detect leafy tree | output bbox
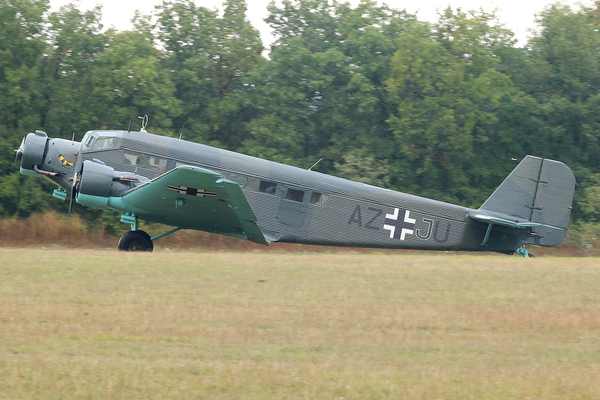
[0,0,48,133]
[41,4,107,137]
[155,0,263,147]
[516,4,600,166]
[89,22,181,132]
[0,0,53,218]
[244,0,414,174]
[386,9,520,204]
[333,150,390,188]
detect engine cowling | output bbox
[76,160,115,209]
[20,131,48,172]
[76,160,140,210]
[79,160,114,198]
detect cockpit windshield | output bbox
[83,133,96,148]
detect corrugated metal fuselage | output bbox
[75,130,524,252]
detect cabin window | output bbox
[286,188,304,202]
[259,180,277,195]
[224,173,248,187]
[137,155,151,168]
[309,192,329,205]
[125,153,167,171]
[123,152,138,165]
[148,156,167,171]
[244,177,259,191]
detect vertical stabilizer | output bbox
[477,156,575,247]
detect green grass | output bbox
[1,249,599,399]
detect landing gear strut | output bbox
[117,213,184,252]
[118,213,153,251]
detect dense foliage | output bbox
[2,0,600,240]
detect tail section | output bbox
[468,156,575,248]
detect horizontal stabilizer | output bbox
[467,210,541,229]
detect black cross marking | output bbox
[167,185,217,197]
[383,208,416,240]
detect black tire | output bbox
[118,230,153,252]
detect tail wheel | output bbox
[118,230,153,252]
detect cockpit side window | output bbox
[92,137,119,150]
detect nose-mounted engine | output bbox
[18,131,49,175]
[16,130,140,213]
[16,131,79,191]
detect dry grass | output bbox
[0,212,90,242]
[1,250,599,399]
[0,211,273,250]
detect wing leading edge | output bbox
[119,166,268,245]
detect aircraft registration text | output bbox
[348,205,450,243]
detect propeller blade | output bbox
[14,137,25,163]
[68,193,74,217]
[68,141,85,218]
[67,183,77,217]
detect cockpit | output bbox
[82,131,122,150]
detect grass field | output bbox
[1,249,599,399]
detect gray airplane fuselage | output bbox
[36,129,519,252]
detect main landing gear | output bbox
[117,213,183,252]
[118,230,153,252]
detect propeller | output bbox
[14,137,25,163]
[68,141,85,217]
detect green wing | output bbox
[120,166,268,245]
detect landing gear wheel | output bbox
[118,230,153,252]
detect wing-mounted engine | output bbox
[76,159,140,210]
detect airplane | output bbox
[14,120,576,256]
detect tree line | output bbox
[2,0,600,242]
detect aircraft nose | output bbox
[18,130,49,173]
